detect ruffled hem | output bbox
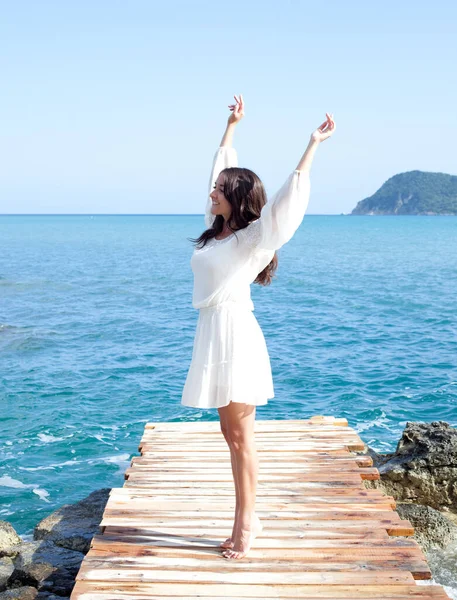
[181,393,274,410]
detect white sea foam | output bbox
[99,424,119,431]
[87,453,131,474]
[0,475,34,489]
[0,475,50,502]
[92,434,115,446]
[33,488,50,502]
[354,410,389,433]
[18,459,80,471]
[37,433,65,443]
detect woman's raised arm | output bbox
[254,113,336,251]
[204,95,245,228]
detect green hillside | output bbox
[351,170,457,215]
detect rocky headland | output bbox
[1,421,457,598]
[351,170,457,215]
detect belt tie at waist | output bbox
[199,300,254,312]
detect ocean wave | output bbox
[87,453,131,474]
[0,475,50,502]
[37,433,66,443]
[18,459,80,472]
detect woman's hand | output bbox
[311,112,336,143]
[227,94,245,125]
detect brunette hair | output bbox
[188,167,278,286]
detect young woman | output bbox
[181,94,336,559]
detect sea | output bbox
[1,214,457,593]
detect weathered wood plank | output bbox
[124,473,371,483]
[104,501,396,513]
[101,518,415,536]
[109,494,397,508]
[131,455,374,466]
[92,528,391,542]
[70,581,451,598]
[109,487,387,497]
[76,566,415,584]
[79,553,431,579]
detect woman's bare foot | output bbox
[219,510,238,548]
[222,513,263,559]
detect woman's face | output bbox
[209,173,232,221]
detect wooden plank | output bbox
[104,500,396,513]
[124,479,369,489]
[124,467,379,481]
[88,536,423,552]
[109,494,396,508]
[131,455,374,466]
[79,553,431,579]
[139,442,366,451]
[76,566,415,584]
[70,581,451,598]
[109,487,387,497]
[124,473,370,483]
[92,528,391,541]
[101,518,415,536]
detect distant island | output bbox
[351,170,457,215]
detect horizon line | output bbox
[0,212,347,217]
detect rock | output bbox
[8,540,83,597]
[0,558,14,592]
[0,523,22,558]
[395,503,457,551]
[33,488,111,554]
[363,421,457,511]
[36,595,69,600]
[0,587,38,600]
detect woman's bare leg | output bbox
[219,401,263,559]
[217,406,240,548]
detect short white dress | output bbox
[181,146,311,409]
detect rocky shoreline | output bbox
[1,421,457,598]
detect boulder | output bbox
[395,502,457,551]
[0,558,14,592]
[363,421,457,511]
[33,488,110,553]
[0,524,22,558]
[8,540,83,597]
[0,588,37,600]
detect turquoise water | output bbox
[1,214,457,537]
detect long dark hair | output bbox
[188,167,278,286]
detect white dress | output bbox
[181,146,311,409]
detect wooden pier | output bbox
[70,415,450,599]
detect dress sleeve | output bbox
[252,169,311,251]
[204,146,238,228]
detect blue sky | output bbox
[0,0,456,215]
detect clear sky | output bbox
[0,0,456,215]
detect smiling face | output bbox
[209,173,232,221]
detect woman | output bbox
[181,94,336,559]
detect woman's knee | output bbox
[218,409,231,444]
[229,427,253,451]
